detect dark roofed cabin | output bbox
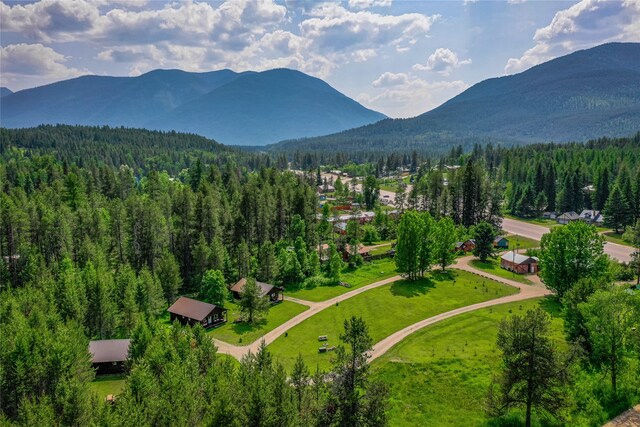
[89,339,130,374]
[230,278,284,303]
[167,296,227,328]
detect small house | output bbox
[500,251,539,274]
[334,222,347,235]
[89,339,130,374]
[167,297,227,328]
[455,239,476,252]
[542,212,557,220]
[342,244,371,261]
[556,211,580,225]
[493,236,509,249]
[578,210,604,225]
[231,278,284,303]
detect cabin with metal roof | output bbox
[89,339,131,374]
[167,296,227,328]
[500,251,539,274]
[230,278,284,303]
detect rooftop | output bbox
[167,296,220,321]
[89,339,131,364]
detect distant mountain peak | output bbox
[270,42,640,154]
[0,68,386,145]
[0,87,13,98]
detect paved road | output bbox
[369,255,550,362]
[502,217,633,263]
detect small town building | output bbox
[542,212,557,219]
[167,297,227,328]
[500,251,539,274]
[334,222,347,235]
[342,244,371,261]
[578,210,604,225]
[556,211,580,225]
[231,278,284,303]
[493,236,509,249]
[89,339,130,374]
[455,239,476,252]
[317,184,335,193]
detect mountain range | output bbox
[271,42,640,154]
[0,69,386,146]
[0,87,13,98]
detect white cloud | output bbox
[0,43,86,89]
[413,47,471,75]
[300,4,439,54]
[505,0,640,74]
[347,0,392,10]
[372,71,409,87]
[0,0,100,42]
[361,75,469,117]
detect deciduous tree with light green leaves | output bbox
[433,217,457,270]
[395,210,423,280]
[200,269,227,307]
[579,287,639,395]
[539,221,608,298]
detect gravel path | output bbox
[214,275,401,359]
[215,255,551,361]
[369,256,550,362]
[603,404,640,427]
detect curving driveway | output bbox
[215,255,551,361]
[369,256,550,362]
[214,275,401,359]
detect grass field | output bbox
[603,231,633,247]
[372,297,563,427]
[268,270,518,371]
[468,259,533,284]
[369,244,393,256]
[89,374,126,399]
[208,300,308,344]
[504,234,540,250]
[504,214,557,227]
[286,258,398,302]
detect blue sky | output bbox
[1,0,639,117]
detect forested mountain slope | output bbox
[0,69,386,146]
[271,43,640,154]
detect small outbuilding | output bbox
[500,251,539,274]
[89,339,131,374]
[455,239,476,252]
[167,296,227,328]
[493,236,509,249]
[231,278,284,303]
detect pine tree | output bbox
[603,184,632,233]
[200,269,227,307]
[238,278,269,324]
[472,221,497,262]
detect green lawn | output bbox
[504,234,540,250]
[372,297,563,427]
[268,270,518,371]
[286,258,398,302]
[369,244,393,256]
[603,231,633,247]
[504,214,556,227]
[208,300,308,345]
[468,259,533,284]
[89,374,126,399]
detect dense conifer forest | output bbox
[1,126,639,426]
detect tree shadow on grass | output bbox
[390,277,435,298]
[230,317,268,336]
[538,295,563,318]
[430,270,456,282]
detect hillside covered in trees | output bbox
[271,43,640,156]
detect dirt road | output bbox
[502,217,633,263]
[369,256,550,362]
